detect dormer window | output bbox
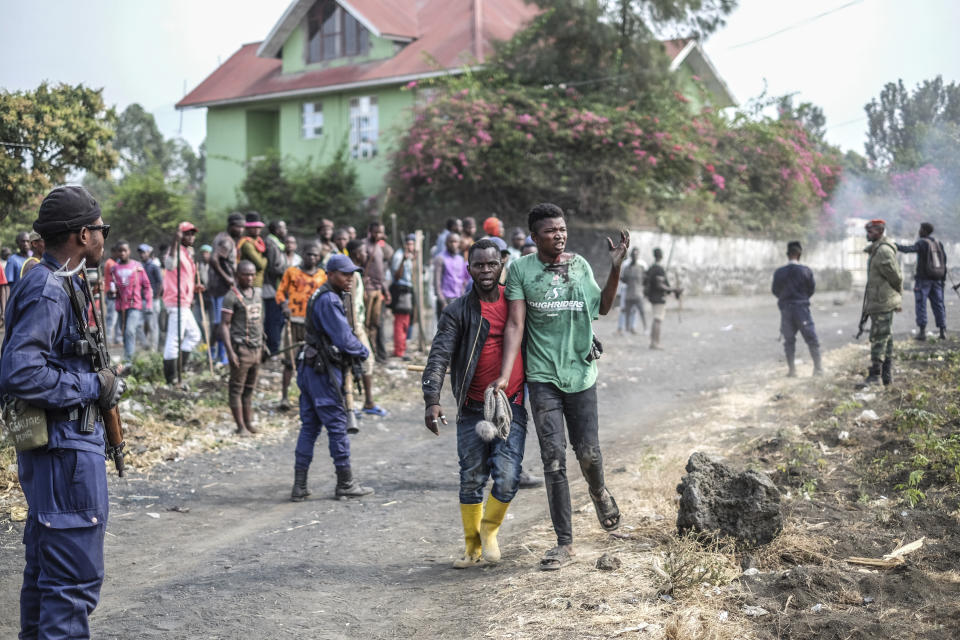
[307,1,370,63]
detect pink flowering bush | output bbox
[388,79,843,237]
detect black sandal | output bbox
[590,487,621,532]
[539,545,573,571]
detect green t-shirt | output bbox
[505,253,601,393]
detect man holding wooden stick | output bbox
[276,243,327,410]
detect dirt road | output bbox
[0,291,930,638]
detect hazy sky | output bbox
[2,0,957,156]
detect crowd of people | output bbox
[0,182,952,636]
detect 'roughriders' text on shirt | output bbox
[528,300,585,311]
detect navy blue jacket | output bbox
[143,258,164,300]
[772,262,816,309]
[297,288,368,407]
[0,254,104,455]
[896,237,947,281]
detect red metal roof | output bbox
[178,0,539,108]
[177,3,712,109]
[344,0,419,38]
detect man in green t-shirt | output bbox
[494,202,629,570]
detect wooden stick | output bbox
[197,290,215,376]
[414,230,427,353]
[284,320,296,370]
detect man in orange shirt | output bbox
[276,243,327,409]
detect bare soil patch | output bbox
[478,340,960,640]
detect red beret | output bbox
[865,218,886,228]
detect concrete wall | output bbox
[573,222,960,297]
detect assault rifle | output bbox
[56,258,126,477]
[854,290,868,341]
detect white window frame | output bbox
[349,95,379,159]
[301,101,324,139]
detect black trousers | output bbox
[527,381,605,546]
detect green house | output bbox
[177,0,735,213]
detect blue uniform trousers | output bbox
[18,448,108,640]
[779,303,819,361]
[914,278,946,329]
[294,375,351,472]
[456,401,528,504]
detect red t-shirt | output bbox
[467,286,524,403]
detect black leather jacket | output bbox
[422,287,500,416]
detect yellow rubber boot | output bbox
[453,503,483,569]
[479,496,510,564]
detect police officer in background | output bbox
[290,253,374,501]
[0,185,126,638]
[772,241,823,377]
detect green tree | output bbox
[105,170,191,245]
[865,76,960,169]
[288,144,363,229]
[0,82,117,223]
[239,145,362,233]
[492,0,736,105]
[776,94,827,143]
[113,103,170,175]
[239,152,291,218]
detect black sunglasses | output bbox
[85,224,111,240]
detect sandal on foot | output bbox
[452,553,482,569]
[590,487,621,532]
[539,546,573,571]
[363,405,388,417]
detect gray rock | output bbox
[595,553,621,571]
[676,452,782,546]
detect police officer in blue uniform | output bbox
[290,253,374,501]
[771,240,823,377]
[0,186,125,639]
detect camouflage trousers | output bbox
[869,311,894,362]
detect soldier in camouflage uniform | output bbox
[862,219,903,386]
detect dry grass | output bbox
[0,365,302,519]
[477,347,873,640]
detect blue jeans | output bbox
[210,295,228,364]
[104,299,119,343]
[456,401,528,504]
[120,308,143,363]
[623,298,645,332]
[914,278,946,329]
[263,298,284,355]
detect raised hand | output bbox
[606,229,630,268]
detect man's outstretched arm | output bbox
[492,299,526,392]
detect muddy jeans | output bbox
[528,381,605,547]
[456,400,528,504]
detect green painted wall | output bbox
[204,86,416,213]
[246,110,279,159]
[281,22,398,74]
[205,107,248,213]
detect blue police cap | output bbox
[327,252,363,274]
